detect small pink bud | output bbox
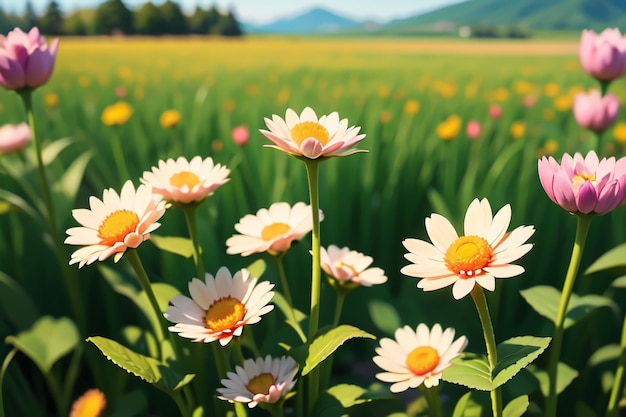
[0,122,30,154]
[573,89,619,133]
[231,125,249,146]
[466,120,481,139]
[489,104,502,120]
[579,28,626,81]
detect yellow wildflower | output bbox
[614,122,626,144]
[101,102,132,126]
[437,115,462,141]
[403,100,420,115]
[510,121,526,139]
[160,109,181,129]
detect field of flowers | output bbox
[1,32,626,417]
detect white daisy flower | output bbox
[140,156,230,205]
[226,202,322,256]
[401,198,535,300]
[373,323,468,392]
[217,355,298,408]
[321,245,387,287]
[164,267,274,346]
[260,107,366,159]
[64,180,167,268]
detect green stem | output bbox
[304,159,322,413]
[170,390,192,417]
[211,343,228,380]
[600,79,611,97]
[420,385,443,417]
[470,286,502,417]
[231,338,246,367]
[111,129,129,182]
[595,130,605,157]
[322,290,347,389]
[545,214,592,417]
[274,253,294,307]
[125,249,166,351]
[182,205,205,278]
[332,291,346,328]
[606,314,626,417]
[0,349,17,417]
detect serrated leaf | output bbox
[57,150,92,201]
[149,235,195,258]
[87,336,194,392]
[586,243,626,275]
[503,395,529,417]
[302,325,375,375]
[588,344,620,367]
[520,286,617,329]
[272,292,306,343]
[368,300,401,336]
[529,362,578,397]
[246,259,266,278]
[6,316,79,373]
[42,137,74,165]
[443,353,492,391]
[493,336,551,389]
[0,271,38,330]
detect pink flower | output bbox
[538,151,626,214]
[115,85,126,99]
[0,27,59,91]
[579,28,626,81]
[466,120,481,139]
[231,125,249,146]
[522,96,537,108]
[573,89,619,132]
[489,104,502,120]
[0,122,30,154]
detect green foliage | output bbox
[503,395,529,417]
[149,235,195,258]
[133,2,162,35]
[39,0,64,35]
[368,299,402,336]
[93,0,134,35]
[158,0,187,35]
[585,243,626,275]
[529,362,579,396]
[0,272,38,330]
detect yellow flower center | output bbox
[98,210,140,246]
[406,346,440,376]
[290,121,329,147]
[170,171,200,190]
[572,172,595,184]
[335,261,359,278]
[261,222,291,241]
[245,372,276,396]
[70,389,106,417]
[444,236,493,277]
[204,297,246,332]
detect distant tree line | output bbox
[0,0,243,36]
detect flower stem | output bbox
[111,128,129,182]
[170,391,192,417]
[304,159,322,413]
[606,314,626,417]
[470,286,502,417]
[322,290,347,389]
[0,348,17,417]
[274,253,294,307]
[545,214,592,417]
[420,385,443,417]
[182,205,205,279]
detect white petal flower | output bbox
[217,355,298,408]
[164,267,274,346]
[321,245,387,287]
[226,202,322,256]
[260,107,366,159]
[373,323,468,393]
[401,198,535,300]
[64,180,167,268]
[140,156,230,204]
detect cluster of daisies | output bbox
[64,107,537,409]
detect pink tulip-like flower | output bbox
[231,125,249,146]
[489,104,502,120]
[538,151,626,215]
[0,122,30,154]
[579,28,626,81]
[0,27,59,91]
[115,85,127,99]
[466,120,481,139]
[573,89,619,132]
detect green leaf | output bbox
[610,276,626,288]
[272,292,307,343]
[41,137,74,165]
[0,271,38,330]
[520,286,617,329]
[451,391,485,417]
[368,300,401,336]
[585,243,626,275]
[302,325,375,375]
[0,189,39,220]
[107,390,148,417]
[0,200,12,215]
[503,395,529,417]
[6,316,79,373]
[493,336,551,389]
[246,259,266,278]
[443,353,492,391]
[56,150,92,201]
[529,362,578,397]
[588,344,621,367]
[87,336,194,392]
[149,235,195,259]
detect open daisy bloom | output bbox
[164,267,274,346]
[65,180,167,268]
[141,156,230,205]
[217,355,298,408]
[226,202,321,256]
[401,198,535,300]
[260,107,366,159]
[538,151,626,215]
[321,244,387,287]
[374,323,468,392]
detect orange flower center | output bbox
[98,210,140,246]
[246,372,275,395]
[261,222,291,241]
[444,236,493,278]
[170,171,200,189]
[204,297,246,332]
[290,121,329,146]
[406,346,440,376]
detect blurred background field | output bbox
[2,30,626,415]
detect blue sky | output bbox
[6,0,464,24]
